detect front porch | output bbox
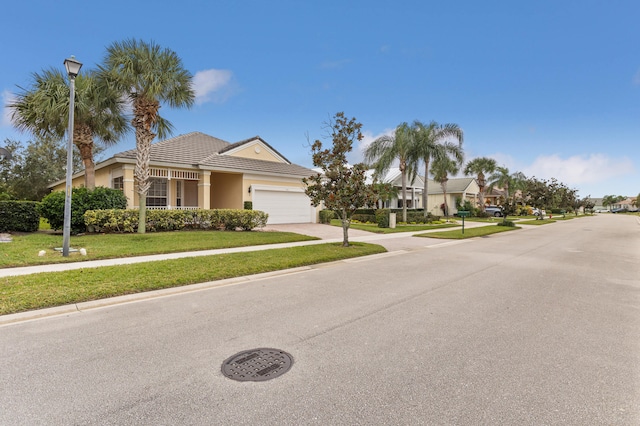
[115,167,244,211]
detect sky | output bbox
[1,0,639,199]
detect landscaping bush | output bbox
[0,201,40,232]
[84,209,268,233]
[497,220,516,227]
[352,213,376,223]
[319,209,335,224]
[375,209,390,228]
[244,201,253,210]
[354,208,376,215]
[38,187,128,234]
[391,210,435,224]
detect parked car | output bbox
[532,208,546,217]
[485,205,503,217]
[611,207,628,213]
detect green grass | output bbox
[0,242,386,315]
[415,224,521,239]
[0,230,317,268]
[330,219,459,233]
[517,219,557,225]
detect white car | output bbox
[485,205,503,217]
[533,208,546,217]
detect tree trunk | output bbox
[341,220,350,247]
[400,163,407,223]
[341,209,350,247]
[132,98,159,234]
[423,157,430,217]
[74,123,95,189]
[478,172,486,211]
[442,180,449,219]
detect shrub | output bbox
[84,209,268,233]
[244,201,253,210]
[0,201,40,232]
[319,210,335,224]
[375,209,390,228]
[38,187,127,234]
[354,208,376,215]
[497,220,516,227]
[390,210,434,224]
[352,213,376,223]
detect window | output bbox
[146,178,167,207]
[112,176,123,191]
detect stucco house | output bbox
[365,169,480,215]
[425,177,479,216]
[50,132,317,224]
[365,168,424,209]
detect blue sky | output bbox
[2,0,638,198]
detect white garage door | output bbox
[251,185,314,224]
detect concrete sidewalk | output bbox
[0,221,503,278]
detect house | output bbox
[365,169,480,216]
[51,132,317,224]
[365,168,424,209]
[426,177,479,216]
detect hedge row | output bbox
[38,187,128,234]
[84,209,269,233]
[0,201,40,232]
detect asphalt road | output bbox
[1,214,639,425]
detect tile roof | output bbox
[110,131,314,177]
[426,177,476,194]
[114,132,230,164]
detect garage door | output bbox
[251,185,314,224]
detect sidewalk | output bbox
[0,222,497,278]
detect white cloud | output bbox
[522,153,634,185]
[349,128,395,165]
[1,90,15,127]
[192,69,233,105]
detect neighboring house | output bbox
[613,197,638,212]
[50,132,317,224]
[591,198,606,212]
[365,168,424,209]
[426,177,479,216]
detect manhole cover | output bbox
[221,348,293,382]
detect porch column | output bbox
[198,171,211,209]
[123,164,136,209]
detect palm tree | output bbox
[99,39,195,233]
[430,156,460,218]
[463,157,497,212]
[364,122,413,222]
[488,166,511,203]
[408,120,464,217]
[9,68,128,189]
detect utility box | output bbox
[389,212,396,228]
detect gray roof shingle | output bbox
[111,131,314,177]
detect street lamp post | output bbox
[62,56,82,257]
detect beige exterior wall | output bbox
[243,177,305,204]
[210,172,243,209]
[184,181,198,207]
[229,142,281,162]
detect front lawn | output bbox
[517,219,557,225]
[415,224,520,239]
[0,242,386,315]
[0,230,317,268]
[330,219,459,234]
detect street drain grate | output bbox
[221,348,293,382]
